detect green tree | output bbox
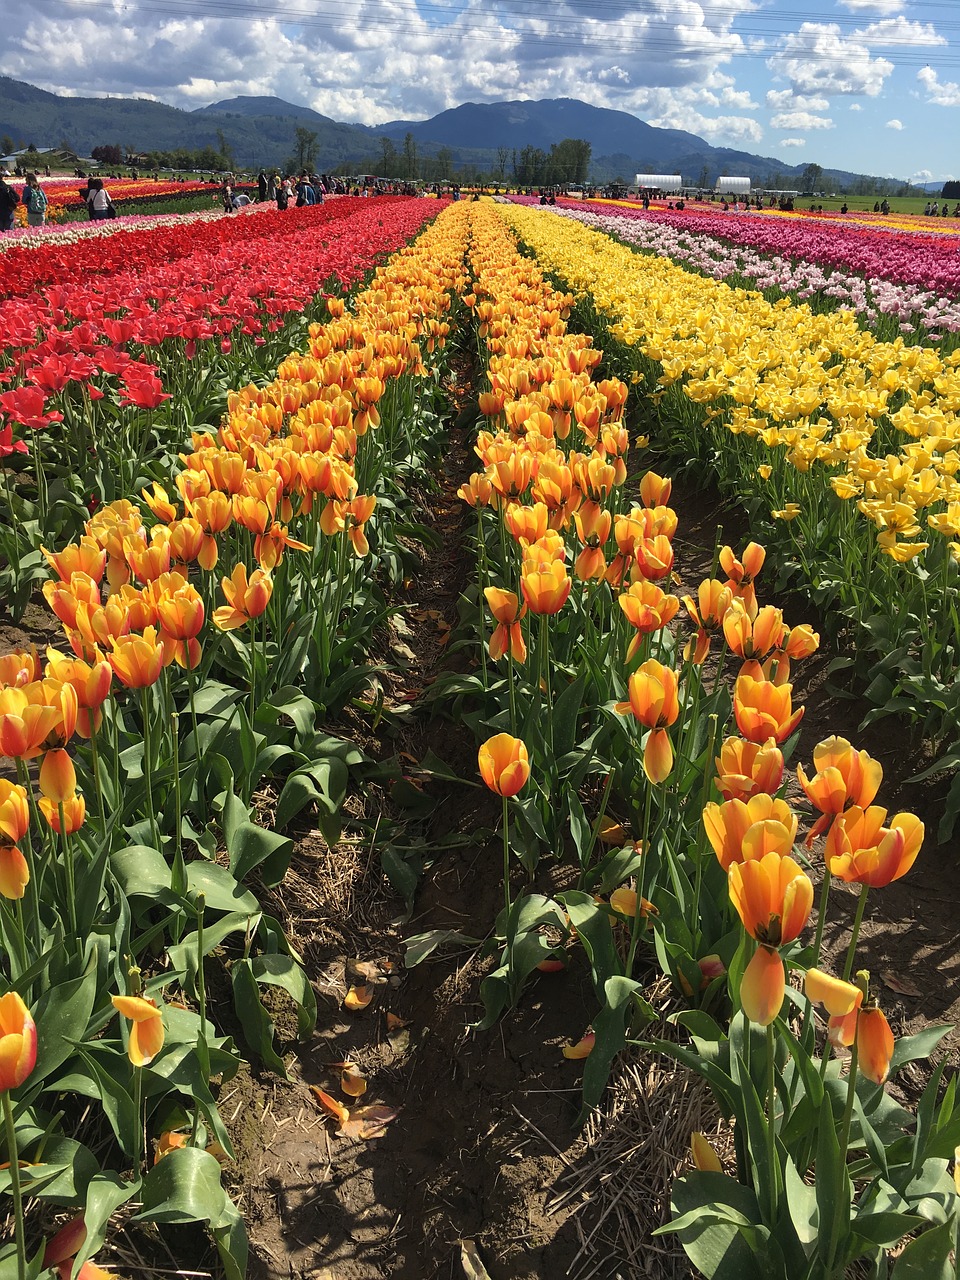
[436,146,453,181]
[496,146,508,182]
[378,136,398,177]
[402,131,418,180]
[215,129,235,169]
[291,126,318,173]
[0,135,13,157]
[801,162,823,193]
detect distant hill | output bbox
[0,76,916,191]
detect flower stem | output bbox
[502,792,512,922]
[2,1089,26,1280]
[841,884,870,982]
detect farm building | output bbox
[715,175,751,195]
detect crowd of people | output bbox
[0,169,49,229]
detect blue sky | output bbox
[2,0,959,180]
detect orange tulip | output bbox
[728,851,813,947]
[805,967,862,1019]
[484,588,527,663]
[478,734,530,797]
[141,481,179,524]
[690,1132,722,1172]
[720,542,765,614]
[617,659,679,730]
[634,534,674,582]
[0,991,37,1090]
[714,736,784,802]
[124,531,171,585]
[619,581,680,659]
[733,673,804,745]
[232,493,275,536]
[798,737,883,844]
[722,602,785,661]
[43,571,101,631]
[108,628,165,688]
[683,578,734,664]
[857,1006,895,1086]
[42,537,107,585]
[0,649,39,689]
[702,794,798,871]
[111,994,165,1067]
[45,649,112,739]
[72,597,131,656]
[0,780,29,846]
[457,472,495,509]
[254,524,311,572]
[740,945,785,1026]
[212,564,274,631]
[0,685,64,759]
[39,748,76,803]
[520,559,571,615]
[825,806,923,887]
[639,471,673,508]
[0,845,29,900]
[39,792,86,836]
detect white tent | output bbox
[635,174,681,189]
[716,176,751,194]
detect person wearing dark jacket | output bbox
[0,172,19,231]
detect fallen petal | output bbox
[562,1031,595,1060]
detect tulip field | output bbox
[1,189,960,1279]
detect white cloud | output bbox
[885,118,904,129]
[766,89,828,111]
[767,23,894,98]
[838,0,904,12]
[850,103,862,111]
[854,17,946,47]
[770,111,834,130]
[918,66,960,107]
[912,168,933,179]
[780,137,806,147]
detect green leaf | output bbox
[29,955,98,1088]
[403,929,482,968]
[231,959,287,1077]
[580,975,644,1115]
[111,844,173,899]
[852,1211,924,1248]
[227,821,293,886]
[891,1221,955,1278]
[74,1172,137,1274]
[136,1146,248,1280]
[250,954,318,1039]
[553,672,587,759]
[185,862,259,916]
[665,1171,764,1280]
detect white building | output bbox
[635,174,682,191]
[715,176,751,195]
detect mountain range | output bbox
[0,76,919,192]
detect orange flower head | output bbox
[167,518,205,566]
[458,472,494,509]
[42,537,107,585]
[740,945,785,1026]
[254,523,311,572]
[728,851,813,946]
[639,471,673,508]
[723,601,786,661]
[780,623,820,661]
[635,535,675,582]
[156,582,205,641]
[504,502,550,547]
[714,736,784,802]
[45,648,112,723]
[141,482,179,524]
[108,628,165,689]
[111,994,165,1066]
[39,747,76,803]
[825,806,923,887]
[0,990,37,1090]
[573,503,612,550]
[0,779,29,846]
[617,659,679,730]
[690,1132,722,1173]
[805,967,862,1017]
[733,673,804,745]
[619,581,680,658]
[703,794,798,871]
[0,685,65,760]
[478,733,530,797]
[857,1006,895,1086]
[521,559,571,615]
[0,649,39,689]
[43,572,101,631]
[0,844,29,900]
[643,728,675,783]
[484,587,527,663]
[797,736,883,834]
[39,791,86,835]
[212,564,274,631]
[232,493,274,535]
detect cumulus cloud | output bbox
[850,103,862,111]
[0,0,765,129]
[918,66,960,107]
[853,17,946,47]
[770,111,834,130]
[885,118,904,129]
[780,137,805,147]
[767,22,894,98]
[766,89,828,110]
[838,0,904,11]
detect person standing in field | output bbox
[87,178,114,221]
[0,171,19,231]
[22,173,48,227]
